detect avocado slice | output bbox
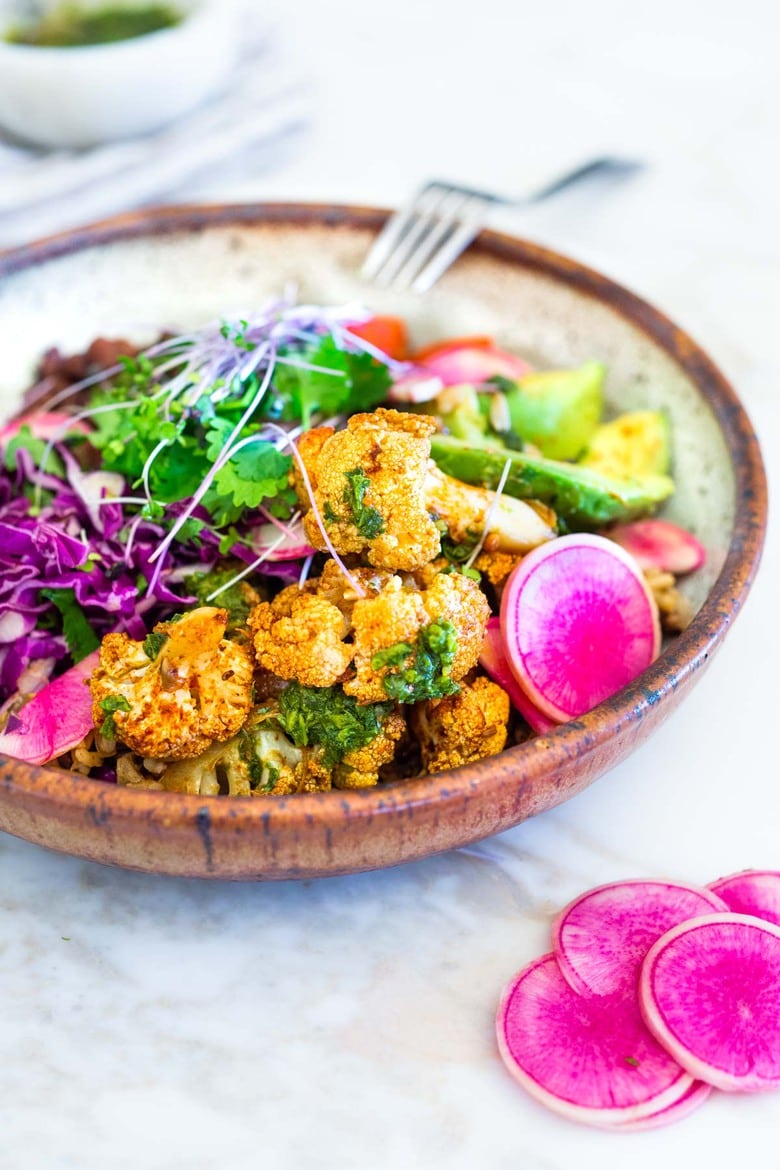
[580,410,671,479]
[430,434,674,530]
[501,361,605,460]
[435,384,491,443]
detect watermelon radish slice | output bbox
[640,913,780,1092]
[708,871,780,927]
[387,369,445,403]
[606,1080,712,1131]
[553,879,729,997]
[608,519,706,575]
[419,344,532,387]
[479,618,558,734]
[0,651,98,765]
[496,953,694,1126]
[0,411,91,448]
[500,534,661,722]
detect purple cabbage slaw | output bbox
[0,433,305,712]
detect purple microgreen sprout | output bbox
[204,515,301,602]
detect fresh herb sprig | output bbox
[276,681,393,767]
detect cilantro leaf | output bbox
[4,425,66,478]
[273,334,391,427]
[142,632,169,659]
[205,440,292,524]
[342,468,384,538]
[98,694,131,739]
[40,588,99,662]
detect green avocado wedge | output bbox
[503,361,605,460]
[430,434,674,530]
[580,410,671,480]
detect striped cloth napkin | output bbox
[0,22,311,248]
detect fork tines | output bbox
[361,181,493,293]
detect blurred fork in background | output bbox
[362,156,643,293]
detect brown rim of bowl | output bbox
[0,202,768,834]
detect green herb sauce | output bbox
[6,4,182,48]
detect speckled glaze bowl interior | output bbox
[0,204,767,878]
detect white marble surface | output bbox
[1,1,779,1167]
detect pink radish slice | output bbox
[500,534,661,722]
[608,519,706,575]
[421,345,532,387]
[388,370,444,403]
[640,913,780,1092]
[0,411,91,447]
[0,651,98,765]
[479,618,558,734]
[496,953,694,1126]
[606,1080,712,1132]
[708,871,780,927]
[553,879,729,997]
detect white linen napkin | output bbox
[0,22,311,248]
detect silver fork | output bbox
[361,156,642,293]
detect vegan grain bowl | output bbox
[0,205,766,877]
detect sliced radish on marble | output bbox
[552,879,728,997]
[708,870,780,927]
[605,1080,712,1131]
[496,953,694,1127]
[640,914,780,1092]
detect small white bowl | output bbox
[0,0,243,149]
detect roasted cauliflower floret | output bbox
[132,691,407,796]
[345,567,490,704]
[409,675,511,774]
[295,407,442,571]
[413,567,491,683]
[248,560,489,706]
[249,585,353,687]
[472,549,522,587]
[333,709,407,789]
[295,408,555,573]
[155,711,314,796]
[89,607,253,761]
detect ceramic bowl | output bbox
[0,0,242,148]
[0,203,767,878]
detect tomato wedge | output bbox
[413,335,494,361]
[346,316,409,360]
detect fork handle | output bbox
[519,156,643,206]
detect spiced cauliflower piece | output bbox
[153,683,407,793]
[346,566,490,704]
[248,586,353,688]
[89,607,253,761]
[247,559,489,706]
[153,711,314,796]
[409,675,511,773]
[295,408,441,571]
[295,408,555,573]
[332,709,407,789]
[472,549,522,587]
